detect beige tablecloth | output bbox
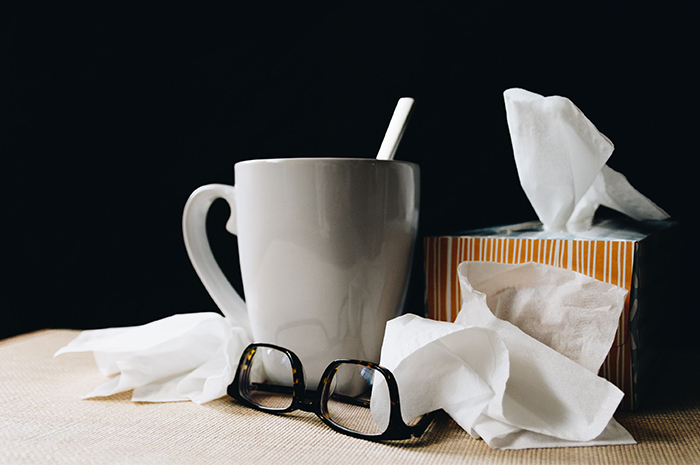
[1,330,698,465]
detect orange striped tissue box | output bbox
[424,218,680,411]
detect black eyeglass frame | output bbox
[228,343,434,441]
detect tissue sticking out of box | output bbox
[503,88,669,232]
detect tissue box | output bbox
[424,218,680,411]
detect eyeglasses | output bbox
[227,343,434,441]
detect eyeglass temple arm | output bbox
[249,383,295,395]
[408,410,439,438]
[250,383,370,408]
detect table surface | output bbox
[1,330,698,465]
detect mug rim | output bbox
[235,157,418,168]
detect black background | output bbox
[1,3,696,348]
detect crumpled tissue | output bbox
[54,261,636,449]
[373,261,636,449]
[504,88,668,232]
[55,312,250,404]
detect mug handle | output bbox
[182,184,251,337]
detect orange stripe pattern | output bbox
[424,235,637,410]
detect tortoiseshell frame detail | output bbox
[228,343,434,441]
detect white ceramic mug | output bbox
[182,158,419,388]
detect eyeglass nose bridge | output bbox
[294,396,318,413]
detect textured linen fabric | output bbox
[1,330,698,465]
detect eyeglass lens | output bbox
[325,363,390,434]
[243,347,392,435]
[246,346,295,410]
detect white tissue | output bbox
[504,88,668,232]
[377,261,636,449]
[55,312,251,404]
[462,261,628,373]
[54,263,636,449]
